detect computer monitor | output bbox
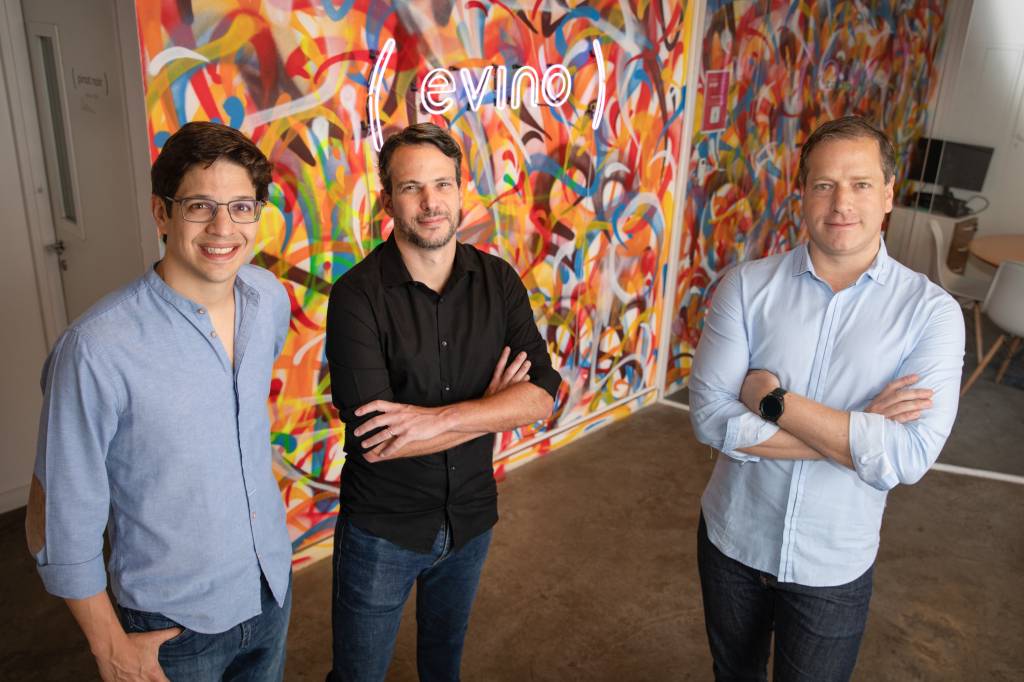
[908,137,994,192]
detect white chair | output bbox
[884,208,913,266]
[928,220,990,362]
[960,260,1024,396]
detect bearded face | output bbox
[382,144,463,251]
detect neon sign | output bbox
[368,38,606,151]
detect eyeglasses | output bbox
[164,196,264,224]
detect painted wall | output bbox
[664,0,947,391]
[135,1,693,565]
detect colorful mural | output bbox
[135,0,692,565]
[664,0,947,391]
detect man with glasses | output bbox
[26,121,293,681]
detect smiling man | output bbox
[688,116,965,680]
[325,123,561,681]
[26,122,293,681]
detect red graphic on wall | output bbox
[702,70,729,132]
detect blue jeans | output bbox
[329,517,493,682]
[697,513,873,682]
[118,574,291,681]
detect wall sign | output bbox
[701,69,729,132]
[368,38,607,151]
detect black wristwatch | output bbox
[759,388,787,423]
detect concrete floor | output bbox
[940,309,1024,476]
[2,404,1022,680]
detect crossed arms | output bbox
[354,347,554,462]
[325,277,559,462]
[688,268,965,491]
[733,370,933,468]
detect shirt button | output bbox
[450,465,456,471]
[251,512,256,520]
[196,308,206,315]
[439,296,445,303]
[444,384,451,392]
[210,330,217,338]
[441,340,448,348]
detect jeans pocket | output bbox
[119,607,195,648]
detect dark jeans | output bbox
[329,516,492,682]
[118,574,291,681]
[697,513,873,682]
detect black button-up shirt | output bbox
[326,235,562,552]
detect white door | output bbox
[21,0,146,321]
[0,36,50,512]
[0,0,150,511]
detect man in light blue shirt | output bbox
[26,122,293,681]
[689,116,964,680]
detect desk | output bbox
[969,235,1024,267]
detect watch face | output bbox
[760,394,784,422]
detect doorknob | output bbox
[45,240,68,270]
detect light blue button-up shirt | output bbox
[689,240,964,586]
[33,265,293,633]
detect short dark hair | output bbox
[798,115,896,187]
[378,123,463,194]
[151,121,273,209]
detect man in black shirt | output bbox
[325,123,562,682]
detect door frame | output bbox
[113,0,159,269]
[0,0,157,344]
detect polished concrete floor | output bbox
[940,309,1024,476]
[2,404,1022,681]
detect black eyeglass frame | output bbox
[162,195,265,224]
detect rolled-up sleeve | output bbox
[33,330,121,599]
[689,270,778,462]
[849,295,965,490]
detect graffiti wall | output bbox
[136,1,692,564]
[663,0,947,391]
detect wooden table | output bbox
[969,234,1024,267]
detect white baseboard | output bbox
[931,462,1024,485]
[658,397,690,411]
[0,484,29,514]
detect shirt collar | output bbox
[380,234,415,287]
[863,238,892,285]
[144,263,257,312]
[791,237,892,287]
[145,264,195,313]
[380,233,480,287]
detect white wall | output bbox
[930,0,1024,236]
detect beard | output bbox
[393,208,461,250]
